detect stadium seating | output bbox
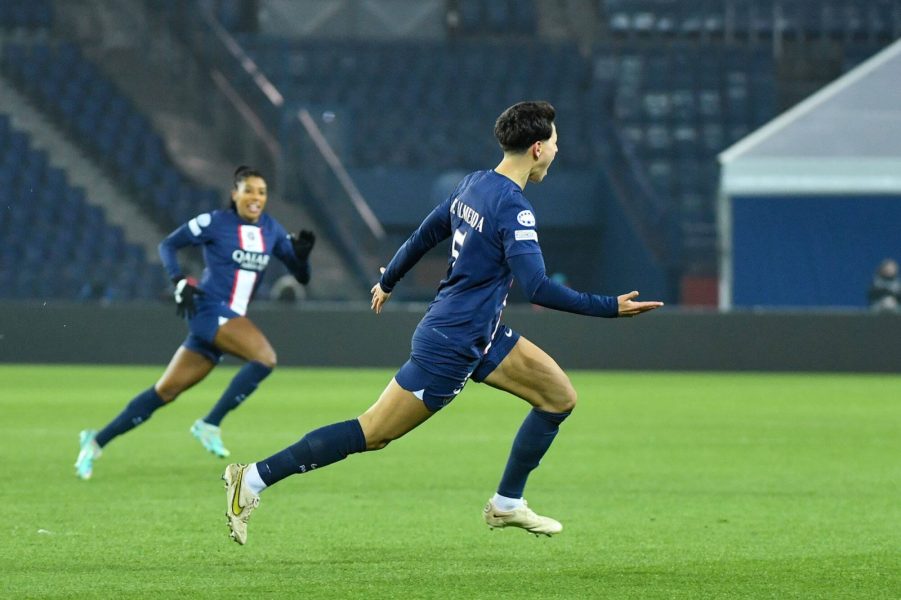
[238,35,779,273]
[594,43,777,264]
[453,0,537,36]
[4,1,893,301]
[600,0,900,42]
[0,0,52,31]
[1,41,221,233]
[238,38,592,171]
[0,113,164,300]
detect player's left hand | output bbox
[291,230,316,261]
[371,267,391,314]
[617,290,663,317]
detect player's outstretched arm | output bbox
[371,267,391,314]
[616,290,664,317]
[508,253,663,318]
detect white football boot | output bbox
[223,463,260,545]
[483,499,563,537]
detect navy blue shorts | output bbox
[183,334,223,364]
[395,324,521,412]
[472,324,521,383]
[181,300,241,364]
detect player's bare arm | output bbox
[617,290,663,317]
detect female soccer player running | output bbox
[75,166,315,479]
[222,102,662,544]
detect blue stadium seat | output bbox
[0,112,161,300]
[3,42,223,236]
[0,0,52,30]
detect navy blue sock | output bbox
[255,419,367,487]
[95,387,166,447]
[203,361,272,426]
[497,408,571,499]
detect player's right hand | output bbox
[173,276,204,319]
[370,267,391,314]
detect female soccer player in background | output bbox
[221,102,663,544]
[74,166,315,479]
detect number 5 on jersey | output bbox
[451,229,467,267]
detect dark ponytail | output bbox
[234,165,264,189]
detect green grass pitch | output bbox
[1,365,899,599]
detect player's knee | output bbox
[255,348,277,369]
[365,437,392,451]
[153,384,181,403]
[560,383,578,412]
[361,425,397,451]
[546,379,577,413]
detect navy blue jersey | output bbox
[424,170,541,355]
[381,170,617,366]
[159,209,308,316]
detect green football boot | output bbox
[74,429,102,480]
[190,419,231,458]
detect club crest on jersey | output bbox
[450,197,484,232]
[232,249,270,271]
[516,210,535,227]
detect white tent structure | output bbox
[718,39,901,310]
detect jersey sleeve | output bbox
[508,253,619,318]
[379,196,453,293]
[158,211,216,281]
[271,221,311,285]
[497,193,542,260]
